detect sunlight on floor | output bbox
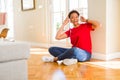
[30,48,49,54]
[86,61,120,69]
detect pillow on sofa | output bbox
[0,25,9,38]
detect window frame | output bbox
[50,0,88,46]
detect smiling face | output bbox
[68,10,80,27]
[70,13,79,25]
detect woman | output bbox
[43,10,100,65]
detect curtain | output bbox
[0,0,6,25]
[0,13,6,25]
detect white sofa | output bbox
[0,41,30,80]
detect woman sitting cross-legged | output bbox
[42,10,100,65]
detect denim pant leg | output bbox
[73,47,91,62]
[57,48,76,60]
[48,47,68,57]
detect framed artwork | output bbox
[21,0,35,11]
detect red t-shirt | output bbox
[65,23,94,54]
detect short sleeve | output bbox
[65,29,70,37]
[86,23,94,31]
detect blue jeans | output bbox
[48,47,91,62]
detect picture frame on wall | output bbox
[21,0,35,11]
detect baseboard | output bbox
[92,52,106,60]
[106,52,120,60]
[92,52,120,60]
[29,42,50,48]
[24,41,120,61]
[28,42,68,48]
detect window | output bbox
[69,0,88,18]
[51,0,88,46]
[0,0,6,12]
[51,0,66,42]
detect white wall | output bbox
[88,0,120,60]
[106,0,120,53]
[13,0,49,44]
[88,0,106,54]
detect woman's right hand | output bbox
[55,17,69,40]
[62,17,69,26]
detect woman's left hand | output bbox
[62,17,69,26]
[80,16,87,22]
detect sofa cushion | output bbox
[0,41,30,62]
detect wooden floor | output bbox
[28,48,120,80]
